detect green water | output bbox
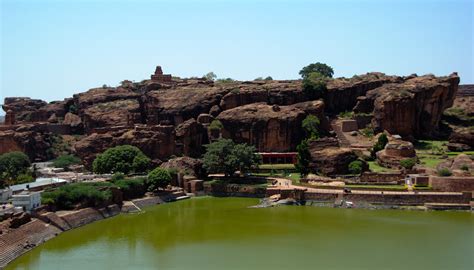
[7,197,474,270]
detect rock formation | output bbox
[308,145,366,176]
[0,67,462,168]
[376,137,417,169]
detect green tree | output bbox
[371,133,388,158]
[0,151,31,187]
[299,62,334,78]
[437,168,452,177]
[202,139,261,177]
[295,139,311,176]
[264,76,273,81]
[92,145,151,174]
[147,167,172,191]
[203,72,217,81]
[302,115,320,140]
[348,160,363,175]
[302,72,328,99]
[400,158,416,170]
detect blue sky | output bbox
[1,0,473,111]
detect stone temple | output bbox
[150,66,172,82]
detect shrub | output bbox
[264,76,273,81]
[302,72,328,99]
[371,133,388,158]
[302,115,320,140]
[41,182,113,210]
[147,168,172,191]
[92,145,151,174]
[209,119,224,131]
[338,111,353,119]
[361,127,374,138]
[16,173,34,184]
[203,72,217,81]
[0,151,31,187]
[460,164,469,171]
[437,168,452,177]
[400,158,416,170]
[111,172,125,182]
[348,160,363,175]
[115,177,147,199]
[52,155,81,169]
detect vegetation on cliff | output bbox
[202,139,261,177]
[0,151,32,188]
[92,145,151,174]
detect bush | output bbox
[115,177,148,199]
[302,72,328,99]
[371,133,388,158]
[302,115,320,140]
[338,111,353,119]
[111,172,125,182]
[0,151,31,187]
[209,119,224,131]
[296,139,311,176]
[92,145,151,174]
[400,158,416,170]
[460,164,469,171]
[264,76,273,81]
[16,173,34,184]
[437,168,452,177]
[348,160,363,175]
[41,182,113,210]
[147,168,172,191]
[52,155,81,169]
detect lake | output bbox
[7,197,474,270]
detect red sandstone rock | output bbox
[160,156,204,178]
[308,146,367,176]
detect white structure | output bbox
[12,191,41,212]
[0,188,12,203]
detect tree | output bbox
[299,62,334,79]
[147,167,172,191]
[400,158,416,170]
[52,155,81,169]
[302,72,328,99]
[295,139,311,176]
[0,151,31,187]
[92,145,151,174]
[437,168,452,177]
[348,160,363,175]
[371,133,388,158]
[203,72,217,81]
[202,139,261,177]
[302,115,320,140]
[264,76,273,81]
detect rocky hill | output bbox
[0,67,461,166]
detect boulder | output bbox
[376,138,416,169]
[0,125,53,161]
[308,146,365,176]
[448,128,474,150]
[160,156,204,178]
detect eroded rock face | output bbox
[308,146,364,176]
[448,128,474,150]
[217,101,327,152]
[0,125,53,161]
[325,73,403,113]
[2,98,48,123]
[367,74,459,137]
[74,125,177,167]
[160,156,204,178]
[144,86,229,125]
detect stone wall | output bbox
[429,176,474,192]
[203,182,266,198]
[360,172,404,183]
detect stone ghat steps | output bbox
[0,219,61,268]
[330,120,351,148]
